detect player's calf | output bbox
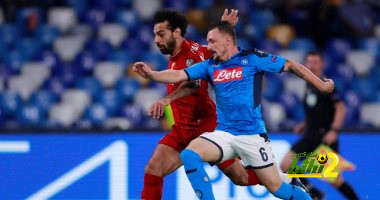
[220,160,260,186]
[254,164,311,200]
[141,144,182,200]
[180,149,215,200]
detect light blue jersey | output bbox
[184,48,286,135]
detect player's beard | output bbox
[211,48,227,62]
[157,36,176,55]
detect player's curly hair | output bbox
[208,20,237,45]
[154,9,188,37]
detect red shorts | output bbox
[159,119,235,170]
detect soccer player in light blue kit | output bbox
[133,21,335,200]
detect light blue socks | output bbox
[180,149,215,200]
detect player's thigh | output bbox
[187,131,235,163]
[233,134,283,191]
[280,150,296,172]
[253,162,283,193]
[234,134,275,169]
[186,137,222,163]
[145,144,182,176]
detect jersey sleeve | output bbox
[184,60,209,81]
[330,88,343,103]
[253,50,286,73]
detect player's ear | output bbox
[225,35,231,46]
[173,28,181,39]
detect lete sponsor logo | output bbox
[214,67,243,83]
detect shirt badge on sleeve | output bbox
[271,55,277,62]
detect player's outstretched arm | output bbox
[148,81,200,118]
[132,62,188,83]
[162,80,200,102]
[282,60,334,93]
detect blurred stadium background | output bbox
[0,0,379,199]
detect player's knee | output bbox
[280,161,289,172]
[263,179,283,193]
[144,161,164,176]
[180,149,201,167]
[229,173,248,186]
[280,156,292,172]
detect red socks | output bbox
[141,174,163,200]
[140,168,259,200]
[246,169,260,185]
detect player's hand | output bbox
[132,62,152,79]
[323,130,337,145]
[293,122,306,135]
[148,98,170,119]
[221,9,239,27]
[321,78,335,93]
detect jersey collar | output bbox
[209,46,243,65]
[231,47,243,59]
[169,40,191,61]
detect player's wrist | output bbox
[162,97,171,105]
[146,71,154,79]
[329,127,340,133]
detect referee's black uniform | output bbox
[290,83,359,200]
[291,83,342,154]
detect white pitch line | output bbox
[0,141,30,153]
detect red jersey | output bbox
[167,40,216,131]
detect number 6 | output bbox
[259,147,268,162]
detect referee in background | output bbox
[280,51,359,200]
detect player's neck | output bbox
[221,46,239,62]
[170,37,185,57]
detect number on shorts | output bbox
[259,147,268,161]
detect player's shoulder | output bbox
[238,48,269,58]
[186,40,204,53]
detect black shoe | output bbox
[291,178,310,194]
[309,188,325,200]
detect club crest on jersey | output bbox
[190,43,199,54]
[241,59,248,65]
[191,43,199,51]
[214,67,243,83]
[186,58,194,67]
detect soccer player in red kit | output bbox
[139,9,261,200]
